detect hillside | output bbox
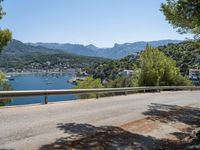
[86,40,200,82]
[4,39,62,56]
[28,40,181,59]
[0,40,110,72]
[158,41,200,75]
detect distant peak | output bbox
[86,44,98,50]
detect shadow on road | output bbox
[39,123,186,150]
[143,103,200,127]
[39,103,200,150]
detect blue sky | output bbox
[1,0,192,47]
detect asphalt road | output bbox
[0,91,200,150]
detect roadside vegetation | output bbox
[0,0,12,106]
[73,77,103,99]
[75,45,191,95]
[158,41,200,76]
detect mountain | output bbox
[27,42,96,57]
[0,40,109,71]
[27,40,182,59]
[3,39,63,56]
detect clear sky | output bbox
[1,0,192,47]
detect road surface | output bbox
[0,91,200,149]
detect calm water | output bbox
[7,73,77,106]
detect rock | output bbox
[191,128,200,140]
[186,144,200,150]
[186,128,200,150]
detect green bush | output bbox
[0,72,12,106]
[73,76,103,99]
[106,76,135,88]
[138,46,192,86]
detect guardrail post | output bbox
[96,94,99,99]
[124,91,127,96]
[44,95,48,104]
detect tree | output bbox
[0,0,12,52]
[106,76,136,88]
[161,0,200,37]
[0,72,12,106]
[0,0,12,106]
[138,45,191,86]
[73,77,103,99]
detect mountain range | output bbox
[0,39,109,70]
[27,39,181,59]
[0,39,183,71]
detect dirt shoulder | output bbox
[120,103,200,149]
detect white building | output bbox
[119,69,134,77]
[189,69,200,80]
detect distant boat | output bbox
[6,75,15,81]
[6,75,11,78]
[8,78,15,81]
[47,81,53,85]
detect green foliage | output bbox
[0,0,5,19]
[0,0,12,52]
[138,46,192,86]
[158,40,200,75]
[161,0,200,37]
[106,76,137,88]
[0,52,109,71]
[73,77,103,99]
[0,71,5,83]
[0,29,12,52]
[86,43,193,88]
[0,0,12,106]
[0,98,11,106]
[0,72,12,106]
[0,40,109,70]
[87,55,138,81]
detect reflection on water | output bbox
[6,73,77,106]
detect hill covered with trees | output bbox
[87,40,200,83]
[79,43,193,90]
[158,41,200,76]
[0,40,110,72]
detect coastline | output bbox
[6,71,71,75]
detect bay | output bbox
[6,73,77,106]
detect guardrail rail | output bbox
[0,86,199,104]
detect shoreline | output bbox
[6,71,73,75]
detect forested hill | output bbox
[86,40,200,82]
[0,39,110,71]
[158,41,200,75]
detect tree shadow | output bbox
[142,103,200,148]
[39,103,200,150]
[40,123,187,150]
[143,103,200,127]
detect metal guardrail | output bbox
[0,86,199,104]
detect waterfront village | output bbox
[1,60,200,85]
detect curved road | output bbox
[0,91,200,149]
